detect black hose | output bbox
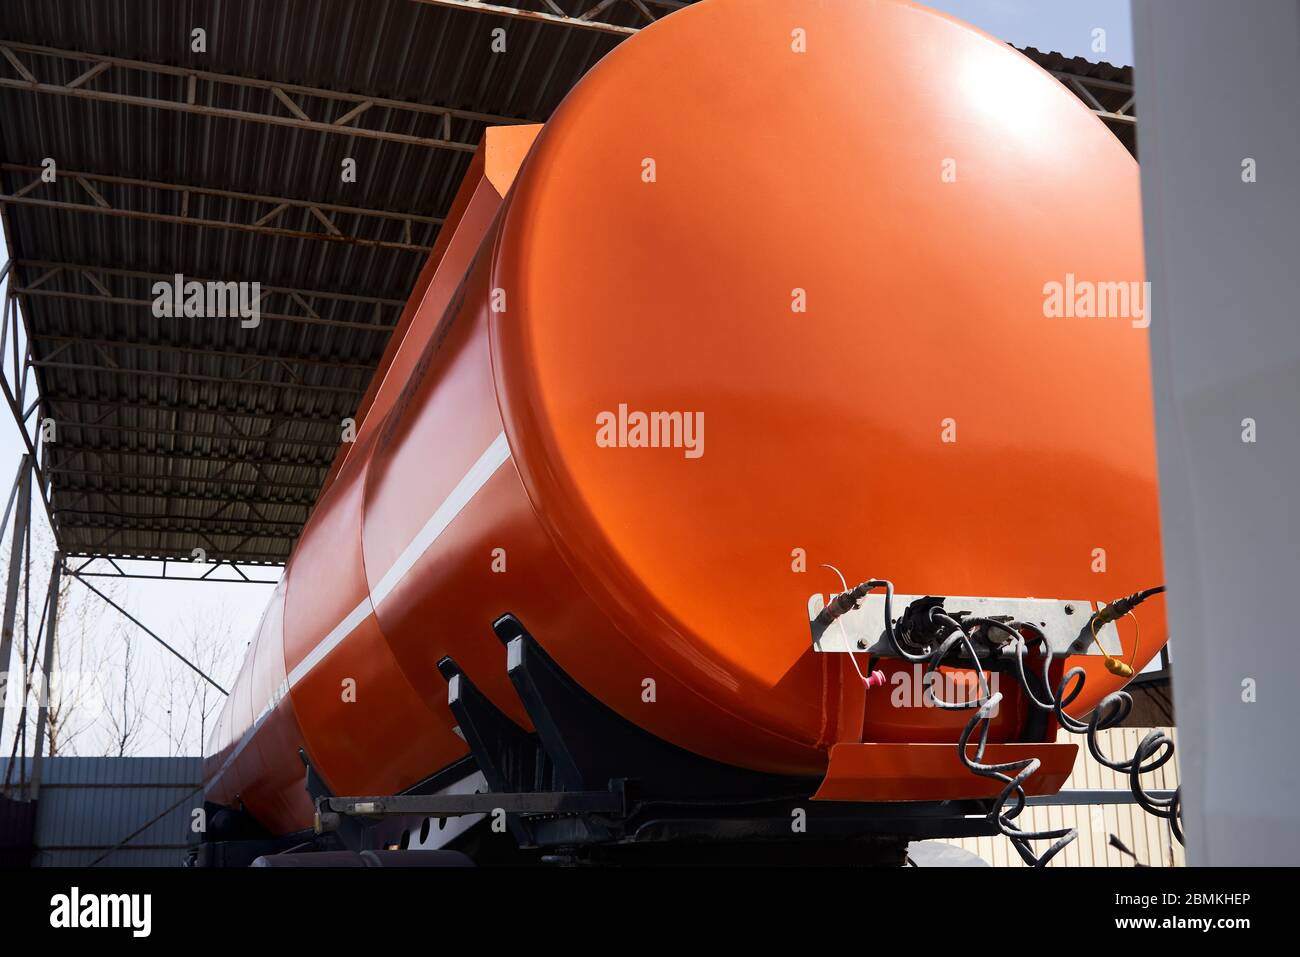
[920,611,1071,867]
[836,579,1181,861]
[1008,584,1183,850]
[925,584,1180,863]
[957,693,1077,867]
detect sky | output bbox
[0,0,1134,758]
[921,0,1134,65]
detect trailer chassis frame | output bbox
[286,613,1000,864]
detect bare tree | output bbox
[156,605,237,756]
[189,617,236,756]
[43,570,108,756]
[2,529,109,774]
[102,624,146,758]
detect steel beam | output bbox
[57,508,303,530]
[50,444,332,472]
[33,335,376,375]
[66,547,287,565]
[10,260,401,337]
[60,519,301,541]
[0,41,526,127]
[0,159,439,252]
[31,358,365,396]
[69,573,228,694]
[0,458,24,540]
[410,0,638,35]
[56,485,315,512]
[0,79,475,152]
[0,250,57,534]
[69,556,281,584]
[17,288,395,335]
[28,552,61,800]
[0,192,433,254]
[47,466,323,495]
[1049,70,1137,126]
[409,0,688,34]
[15,259,405,311]
[50,419,344,452]
[72,571,276,584]
[0,41,528,154]
[1024,788,1178,808]
[322,789,626,818]
[0,455,32,738]
[44,395,346,427]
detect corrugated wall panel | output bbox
[1,757,201,867]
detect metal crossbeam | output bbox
[33,334,376,375]
[31,359,365,396]
[56,486,314,512]
[69,573,230,692]
[0,41,528,153]
[44,395,347,426]
[69,555,281,584]
[57,507,304,529]
[0,163,442,253]
[14,259,405,311]
[51,444,333,471]
[61,519,302,541]
[1025,788,1176,808]
[415,0,688,30]
[69,550,286,568]
[77,522,291,558]
[47,466,323,494]
[411,0,642,35]
[1049,70,1136,126]
[16,287,394,335]
[0,261,56,530]
[50,419,344,451]
[322,789,626,818]
[0,191,433,254]
[58,494,312,514]
[11,260,401,333]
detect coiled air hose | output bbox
[1013,586,1183,848]
[843,578,1180,866]
[925,610,1077,866]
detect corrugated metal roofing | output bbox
[1020,45,1136,154]
[0,1,1133,566]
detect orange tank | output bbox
[203,0,1165,839]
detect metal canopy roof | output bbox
[0,0,1135,571]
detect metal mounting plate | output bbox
[808,593,1123,658]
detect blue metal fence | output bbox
[0,757,201,866]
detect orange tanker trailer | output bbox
[198,0,1171,867]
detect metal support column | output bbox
[0,453,32,737]
[28,552,60,800]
